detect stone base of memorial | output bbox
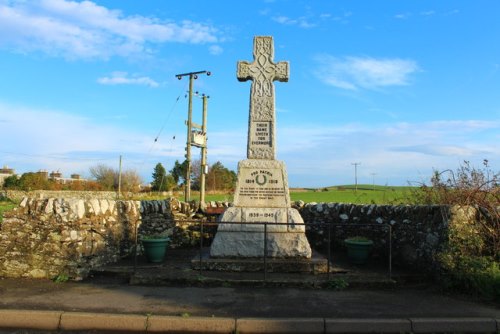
[210,160,312,259]
[209,207,311,258]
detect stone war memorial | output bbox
[210,36,312,259]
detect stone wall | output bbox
[297,202,468,272]
[0,190,175,202]
[1,190,120,202]
[0,197,228,279]
[0,197,474,279]
[0,198,140,279]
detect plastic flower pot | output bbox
[140,237,169,263]
[344,237,373,265]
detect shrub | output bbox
[414,160,499,300]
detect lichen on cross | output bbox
[237,36,289,160]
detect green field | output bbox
[0,185,417,223]
[185,185,417,205]
[290,185,416,204]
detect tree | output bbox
[151,163,176,191]
[170,160,188,185]
[89,164,116,190]
[121,169,143,192]
[2,175,20,189]
[89,164,143,192]
[18,172,50,191]
[206,161,237,191]
[191,159,201,191]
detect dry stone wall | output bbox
[0,190,175,202]
[297,202,460,272]
[0,198,140,279]
[0,196,473,279]
[1,190,119,202]
[0,197,228,279]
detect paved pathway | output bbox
[0,278,499,333]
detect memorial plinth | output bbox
[209,36,312,259]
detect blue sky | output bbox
[0,0,499,187]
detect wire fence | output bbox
[133,220,393,283]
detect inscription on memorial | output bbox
[251,121,272,146]
[240,169,284,201]
[243,208,287,224]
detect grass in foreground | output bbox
[0,199,17,223]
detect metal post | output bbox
[199,220,204,275]
[327,223,331,280]
[388,224,392,280]
[264,223,267,281]
[200,95,208,206]
[133,206,138,274]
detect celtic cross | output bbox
[237,36,289,160]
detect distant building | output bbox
[48,170,86,184]
[0,165,15,187]
[1,166,87,187]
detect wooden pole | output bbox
[200,95,208,206]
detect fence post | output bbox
[264,222,267,281]
[133,215,138,274]
[327,223,331,280]
[199,220,204,275]
[388,224,392,280]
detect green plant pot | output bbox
[344,238,373,265]
[141,238,169,263]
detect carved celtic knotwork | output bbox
[237,61,251,81]
[248,147,274,160]
[237,36,289,160]
[252,97,274,121]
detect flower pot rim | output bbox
[344,238,373,245]
[140,237,170,242]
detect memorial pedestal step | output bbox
[192,249,330,274]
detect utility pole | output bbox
[117,155,122,199]
[351,162,361,192]
[175,70,211,202]
[199,94,209,207]
[370,172,377,191]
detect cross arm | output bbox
[237,61,251,82]
[274,62,289,83]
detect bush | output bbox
[438,254,500,301]
[414,160,499,300]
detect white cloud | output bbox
[420,10,436,16]
[394,13,411,19]
[199,119,499,187]
[0,101,184,180]
[314,55,419,90]
[2,99,498,187]
[97,72,159,88]
[277,119,500,186]
[271,15,316,28]
[208,45,223,56]
[0,0,220,59]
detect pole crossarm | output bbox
[175,70,211,79]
